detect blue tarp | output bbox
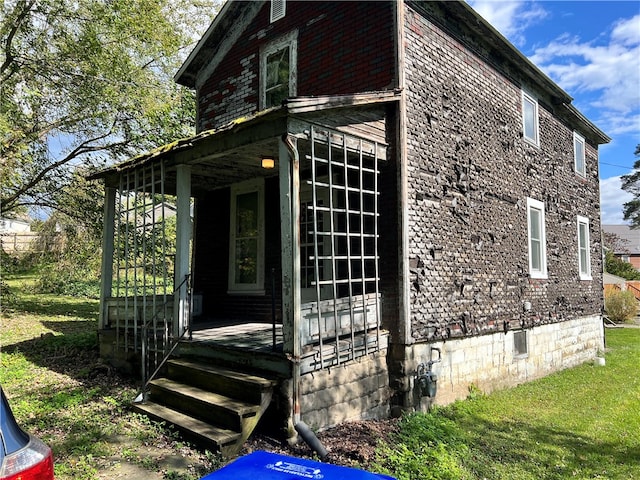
[199,451,396,480]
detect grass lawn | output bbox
[2,271,639,479]
[373,327,640,480]
[1,273,222,480]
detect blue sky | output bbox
[467,0,640,224]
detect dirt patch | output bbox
[242,418,400,470]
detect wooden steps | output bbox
[133,359,276,457]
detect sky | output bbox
[466,0,640,225]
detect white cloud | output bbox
[467,0,548,46]
[600,176,633,224]
[529,15,640,134]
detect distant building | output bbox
[0,217,31,234]
[602,224,640,269]
[0,217,37,254]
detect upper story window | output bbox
[522,90,539,146]
[271,0,286,22]
[260,31,297,109]
[577,215,591,280]
[527,197,547,279]
[574,132,586,177]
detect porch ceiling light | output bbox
[261,156,275,169]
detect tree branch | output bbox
[0,0,37,81]
[1,131,128,213]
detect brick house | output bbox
[91,0,609,454]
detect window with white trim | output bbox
[522,90,539,146]
[574,132,586,176]
[271,0,286,22]
[260,31,297,109]
[577,215,591,280]
[228,179,265,294]
[527,197,547,278]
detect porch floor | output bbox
[188,321,284,352]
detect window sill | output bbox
[529,272,548,280]
[227,289,266,296]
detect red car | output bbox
[0,388,55,480]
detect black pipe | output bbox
[295,421,329,460]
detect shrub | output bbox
[372,412,473,480]
[605,289,638,323]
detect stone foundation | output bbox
[300,350,390,430]
[399,315,604,410]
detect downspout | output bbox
[394,0,414,412]
[281,135,302,426]
[395,2,411,348]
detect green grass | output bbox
[3,270,640,479]
[1,272,221,480]
[373,328,640,480]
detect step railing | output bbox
[135,274,192,404]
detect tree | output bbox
[0,0,219,223]
[604,250,640,281]
[621,144,640,227]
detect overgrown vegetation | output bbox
[605,289,638,323]
[1,273,222,480]
[605,250,640,280]
[2,269,639,479]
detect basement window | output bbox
[260,31,297,109]
[514,330,528,358]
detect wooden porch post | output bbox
[279,135,301,424]
[99,186,116,329]
[174,164,192,338]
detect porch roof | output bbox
[88,90,400,192]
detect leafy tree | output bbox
[621,144,640,227]
[0,0,219,222]
[604,250,640,281]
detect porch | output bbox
[91,93,400,454]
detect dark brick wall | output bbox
[197,1,396,131]
[403,5,603,343]
[192,177,282,321]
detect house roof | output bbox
[602,224,640,255]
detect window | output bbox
[260,32,297,109]
[228,179,265,293]
[514,330,528,357]
[577,215,591,280]
[271,0,286,22]
[522,90,539,146]
[527,197,547,278]
[574,132,586,176]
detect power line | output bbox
[600,161,634,171]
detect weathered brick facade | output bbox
[403,4,603,345]
[196,1,395,131]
